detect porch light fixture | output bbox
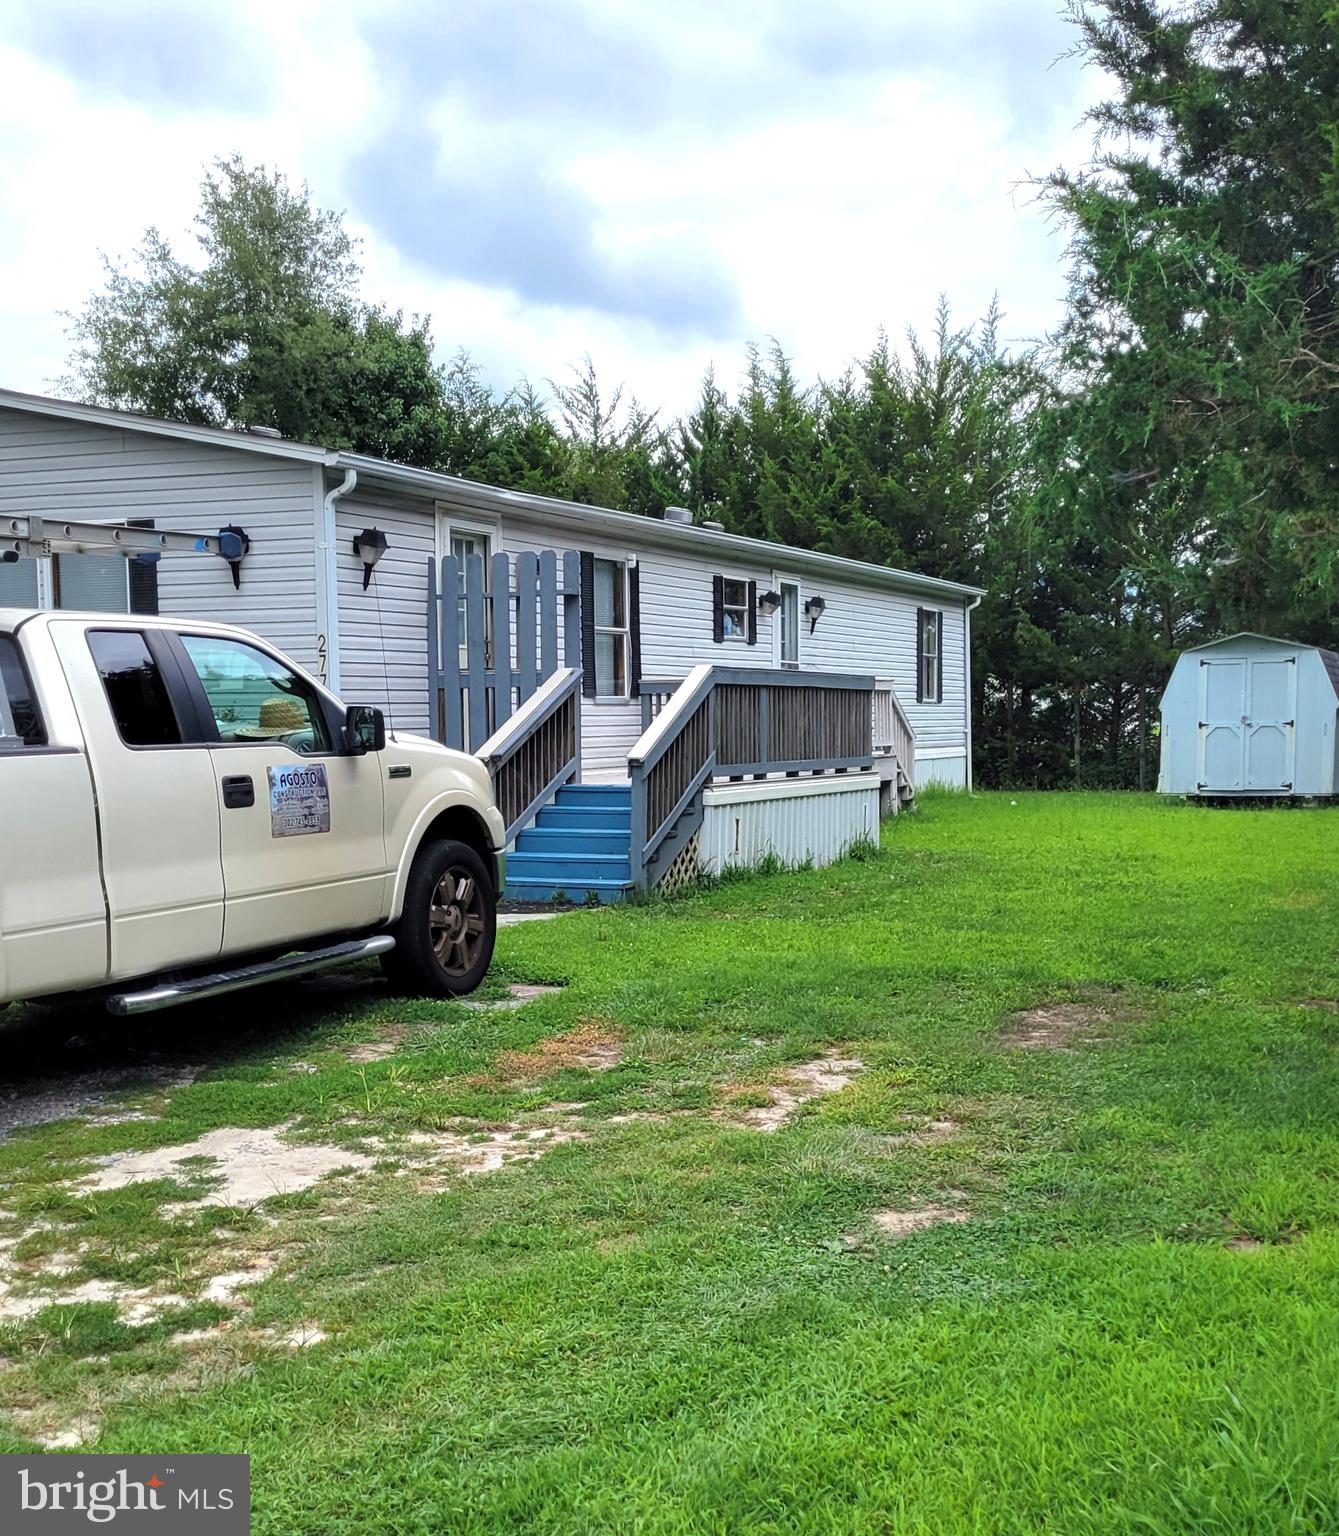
[803,594,827,633]
[757,589,783,618]
[353,526,389,590]
[217,524,250,591]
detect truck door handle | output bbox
[222,775,255,809]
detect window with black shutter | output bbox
[714,576,751,642]
[917,608,942,703]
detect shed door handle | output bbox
[222,775,255,809]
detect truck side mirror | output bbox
[344,705,386,755]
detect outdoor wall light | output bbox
[217,524,250,590]
[757,589,783,618]
[353,527,389,589]
[804,594,827,633]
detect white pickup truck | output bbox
[0,607,505,1014]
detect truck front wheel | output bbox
[383,839,497,996]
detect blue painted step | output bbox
[504,780,635,904]
[521,827,630,855]
[554,783,631,808]
[536,805,629,831]
[504,878,630,905]
[506,852,632,883]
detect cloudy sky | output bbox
[0,0,1105,418]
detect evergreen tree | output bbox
[1043,0,1339,645]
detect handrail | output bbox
[628,666,876,889]
[476,666,581,844]
[873,677,916,799]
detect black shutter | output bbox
[628,563,642,697]
[579,551,596,697]
[915,607,925,703]
[746,580,758,645]
[712,574,725,643]
[127,518,159,616]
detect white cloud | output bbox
[0,0,1106,419]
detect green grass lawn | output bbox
[3,791,1339,1533]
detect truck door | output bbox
[171,632,387,956]
[48,622,225,980]
[0,630,107,999]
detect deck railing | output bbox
[475,667,581,845]
[639,677,683,731]
[874,678,916,798]
[429,549,581,752]
[627,666,876,888]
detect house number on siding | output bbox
[316,633,328,685]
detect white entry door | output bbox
[772,579,801,669]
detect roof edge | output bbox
[0,386,985,603]
[0,387,332,466]
[335,454,986,602]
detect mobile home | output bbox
[0,388,984,895]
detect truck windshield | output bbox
[0,634,45,749]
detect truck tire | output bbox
[383,838,497,997]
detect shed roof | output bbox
[0,386,984,604]
[1179,631,1339,700]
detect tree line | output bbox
[64,1,1338,789]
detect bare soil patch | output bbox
[888,1118,961,1147]
[462,982,566,1012]
[491,1020,622,1082]
[724,1051,864,1132]
[78,1126,375,1208]
[870,1205,970,1238]
[1001,992,1136,1050]
[346,1024,409,1063]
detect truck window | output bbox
[179,634,329,753]
[87,630,183,747]
[0,635,45,749]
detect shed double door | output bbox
[1198,656,1296,791]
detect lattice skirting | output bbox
[652,832,701,896]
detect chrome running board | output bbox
[106,935,395,1016]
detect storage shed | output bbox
[1158,633,1339,798]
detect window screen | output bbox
[0,558,39,610]
[720,578,749,639]
[87,630,182,747]
[0,635,44,748]
[918,609,942,704]
[57,553,130,613]
[592,559,628,697]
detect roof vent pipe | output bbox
[663,505,693,525]
[701,520,725,532]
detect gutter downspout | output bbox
[318,466,357,693]
[964,594,982,794]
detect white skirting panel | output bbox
[699,773,879,874]
[916,749,968,788]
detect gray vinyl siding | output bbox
[333,484,437,734]
[0,408,321,670]
[495,507,970,777]
[0,402,972,779]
